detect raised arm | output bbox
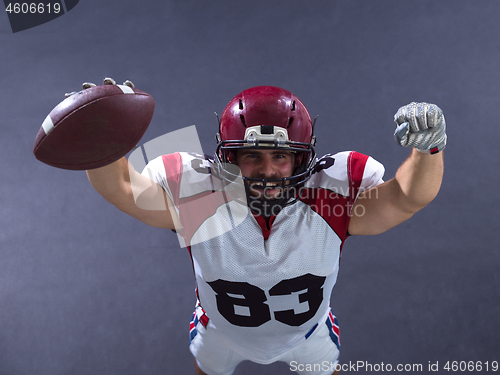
[349,149,443,235]
[348,102,446,236]
[86,157,179,230]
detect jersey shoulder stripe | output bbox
[306,151,384,198]
[300,151,385,240]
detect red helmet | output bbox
[215,86,317,215]
[218,86,314,145]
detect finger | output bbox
[415,103,430,131]
[394,103,411,125]
[394,122,410,146]
[426,104,443,128]
[82,82,96,89]
[394,102,419,131]
[103,77,116,85]
[406,103,420,133]
[123,80,135,88]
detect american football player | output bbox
[87,83,445,375]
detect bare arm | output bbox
[348,101,446,236]
[348,149,443,235]
[86,157,179,229]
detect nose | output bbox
[257,156,277,178]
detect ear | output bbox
[295,153,304,167]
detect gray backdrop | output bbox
[1,1,499,374]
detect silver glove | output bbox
[394,102,447,154]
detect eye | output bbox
[274,152,292,160]
[243,152,260,160]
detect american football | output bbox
[33,83,155,170]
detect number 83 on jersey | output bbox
[208,273,326,327]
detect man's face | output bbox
[235,149,295,199]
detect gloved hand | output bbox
[65,77,135,97]
[394,102,447,154]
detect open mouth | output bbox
[249,182,284,198]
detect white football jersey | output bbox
[142,151,384,364]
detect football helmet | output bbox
[215,86,317,216]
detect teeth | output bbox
[252,182,278,187]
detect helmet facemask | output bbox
[215,125,316,217]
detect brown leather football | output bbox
[33,84,155,170]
